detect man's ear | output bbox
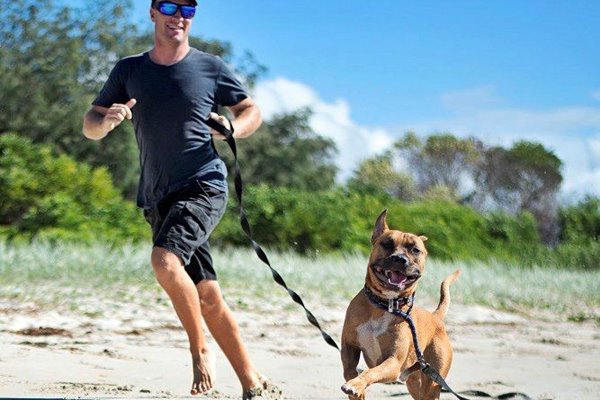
[371,209,389,244]
[150,8,156,22]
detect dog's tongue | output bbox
[388,271,407,285]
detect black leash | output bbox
[203,115,340,351]
[205,115,532,400]
[363,286,470,400]
[363,287,533,400]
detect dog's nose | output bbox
[388,253,409,265]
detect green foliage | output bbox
[559,196,600,242]
[484,211,540,245]
[550,197,600,270]
[0,0,141,196]
[216,109,338,191]
[0,133,148,243]
[548,238,600,271]
[348,154,417,201]
[212,185,544,266]
[1,133,597,269]
[213,185,353,254]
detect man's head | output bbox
[150,0,197,44]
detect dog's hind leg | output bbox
[417,376,442,400]
[406,374,441,400]
[409,342,451,400]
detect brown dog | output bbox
[341,209,460,400]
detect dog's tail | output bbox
[433,269,461,320]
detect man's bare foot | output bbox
[242,376,282,400]
[190,350,216,395]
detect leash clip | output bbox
[388,298,400,313]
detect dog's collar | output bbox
[363,285,415,314]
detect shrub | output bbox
[0,133,148,244]
[560,196,600,242]
[552,197,600,269]
[213,186,543,264]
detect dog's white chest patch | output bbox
[356,313,395,365]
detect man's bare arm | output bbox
[209,97,262,140]
[83,99,137,140]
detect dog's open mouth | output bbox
[372,265,420,290]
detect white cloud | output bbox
[254,79,600,200]
[254,77,394,180]
[253,78,316,116]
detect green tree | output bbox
[216,108,338,191]
[394,132,481,200]
[347,153,417,201]
[0,0,141,195]
[473,141,563,243]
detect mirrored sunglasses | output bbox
[156,1,196,19]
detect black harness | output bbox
[363,286,533,400]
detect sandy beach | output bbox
[1,294,598,400]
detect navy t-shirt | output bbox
[92,48,248,209]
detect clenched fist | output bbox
[208,112,232,140]
[103,98,137,132]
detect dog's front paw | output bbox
[341,380,366,399]
[341,383,357,396]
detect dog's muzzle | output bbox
[370,254,421,290]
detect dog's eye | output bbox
[381,240,393,250]
[411,247,421,255]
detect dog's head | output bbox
[366,209,428,299]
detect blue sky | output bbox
[100,1,600,199]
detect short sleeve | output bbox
[215,59,248,107]
[92,60,129,108]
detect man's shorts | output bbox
[143,180,228,284]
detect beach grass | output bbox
[0,240,598,322]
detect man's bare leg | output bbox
[151,247,214,395]
[196,280,264,392]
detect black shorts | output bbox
[143,180,228,284]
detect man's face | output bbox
[150,1,195,43]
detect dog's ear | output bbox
[371,209,389,244]
[419,235,428,242]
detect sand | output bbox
[0,295,598,400]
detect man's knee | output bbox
[197,281,224,315]
[151,247,183,282]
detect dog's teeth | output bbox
[385,270,391,278]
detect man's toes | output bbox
[190,379,212,395]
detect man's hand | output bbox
[103,98,137,132]
[208,112,232,140]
